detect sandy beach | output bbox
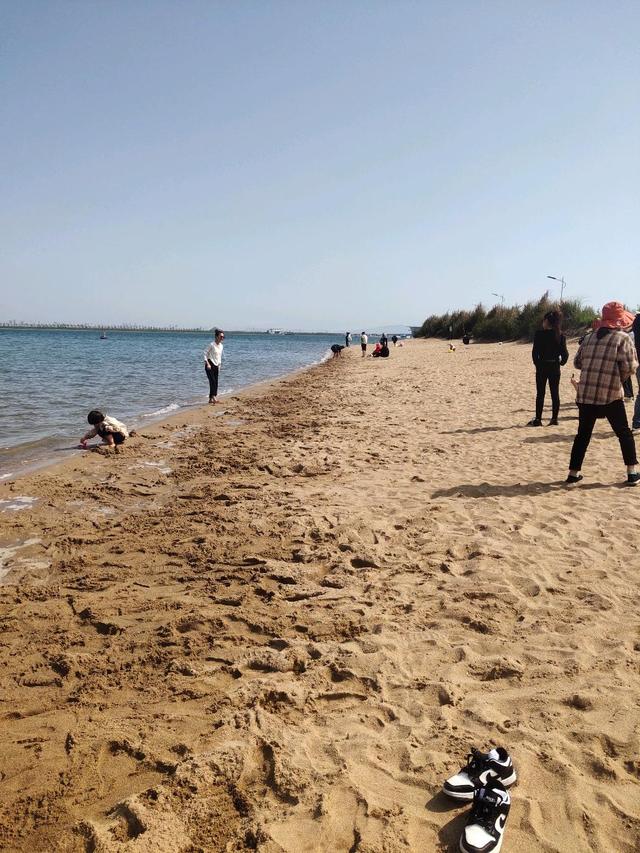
[1,338,639,852]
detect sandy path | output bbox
[0,339,639,852]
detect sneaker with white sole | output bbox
[443,747,516,800]
[459,779,510,853]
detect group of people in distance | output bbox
[343,331,399,357]
[529,302,640,486]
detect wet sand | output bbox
[1,338,639,852]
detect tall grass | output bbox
[415,293,598,341]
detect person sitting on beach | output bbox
[330,344,344,358]
[567,301,639,485]
[81,410,130,448]
[372,343,389,358]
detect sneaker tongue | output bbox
[478,788,500,806]
[486,748,499,760]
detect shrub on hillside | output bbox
[415,294,598,342]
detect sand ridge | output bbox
[0,339,639,851]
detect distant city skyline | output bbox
[2,2,639,331]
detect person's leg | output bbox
[548,367,561,422]
[210,364,219,400]
[632,366,640,428]
[205,364,218,401]
[534,367,547,420]
[569,405,598,473]
[604,400,638,470]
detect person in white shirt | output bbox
[81,410,129,448]
[360,332,368,357]
[204,328,225,403]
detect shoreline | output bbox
[1,338,639,852]
[0,345,334,484]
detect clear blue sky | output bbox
[2,1,639,330]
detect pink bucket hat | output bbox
[595,302,634,330]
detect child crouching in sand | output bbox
[80,410,130,448]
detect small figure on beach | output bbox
[81,410,129,448]
[372,342,389,358]
[345,332,351,347]
[528,310,569,427]
[567,302,639,485]
[449,343,456,352]
[330,344,344,358]
[392,335,398,346]
[204,328,224,404]
[360,332,368,357]
[380,333,388,347]
[462,333,470,345]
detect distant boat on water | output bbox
[267,328,284,335]
[100,331,108,339]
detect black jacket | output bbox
[532,329,569,366]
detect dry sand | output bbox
[1,338,639,852]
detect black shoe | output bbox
[459,780,511,853]
[443,747,516,801]
[565,474,583,484]
[627,472,640,486]
[527,418,542,427]
[547,418,559,426]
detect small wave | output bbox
[0,473,14,481]
[141,402,181,418]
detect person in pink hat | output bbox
[567,302,639,485]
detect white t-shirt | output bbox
[361,334,368,345]
[204,341,224,367]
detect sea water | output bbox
[0,328,343,477]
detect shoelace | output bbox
[462,749,487,777]
[469,792,501,833]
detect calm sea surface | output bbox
[0,329,341,477]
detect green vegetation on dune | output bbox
[415,293,599,342]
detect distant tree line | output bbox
[415,293,600,342]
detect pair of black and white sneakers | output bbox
[443,747,516,853]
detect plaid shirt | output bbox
[574,330,638,406]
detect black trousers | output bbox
[535,363,561,420]
[205,363,219,400]
[569,399,638,471]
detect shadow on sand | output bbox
[440,425,528,436]
[432,479,627,498]
[424,792,467,851]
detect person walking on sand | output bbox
[345,332,352,347]
[360,331,368,357]
[566,302,639,485]
[528,310,569,427]
[204,328,224,404]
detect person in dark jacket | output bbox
[632,313,640,429]
[528,310,569,426]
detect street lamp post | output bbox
[491,292,505,306]
[547,275,566,302]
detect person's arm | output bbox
[618,336,638,382]
[81,427,98,443]
[204,343,212,365]
[559,335,569,366]
[531,331,540,365]
[573,341,584,370]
